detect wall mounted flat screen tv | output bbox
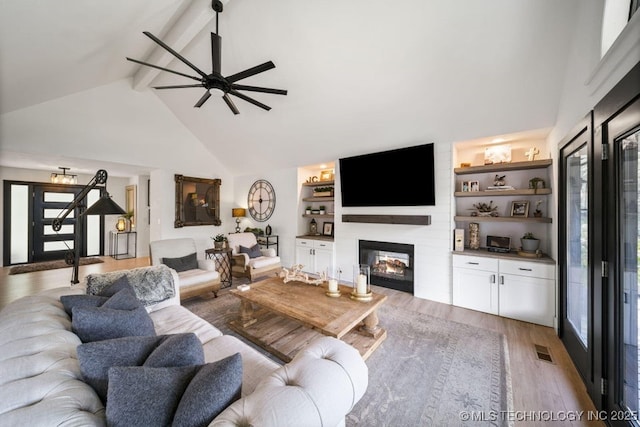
[339,143,435,207]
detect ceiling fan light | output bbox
[208,87,224,97]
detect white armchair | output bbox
[226,232,282,282]
[149,238,220,300]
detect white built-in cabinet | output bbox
[295,238,334,276]
[452,253,556,327]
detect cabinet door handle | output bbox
[490,274,496,284]
[466,262,480,265]
[499,276,504,285]
[518,268,533,271]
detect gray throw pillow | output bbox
[59,276,132,317]
[162,252,199,272]
[240,244,262,259]
[60,294,107,317]
[106,353,242,427]
[77,333,204,404]
[71,289,155,343]
[173,353,243,426]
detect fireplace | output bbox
[359,240,414,294]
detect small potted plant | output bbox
[319,205,326,214]
[521,232,540,252]
[212,233,227,249]
[471,201,498,217]
[305,206,312,215]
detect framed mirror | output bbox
[175,175,221,227]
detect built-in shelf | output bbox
[454,216,552,223]
[302,180,334,187]
[342,214,431,225]
[303,197,335,202]
[454,188,552,197]
[454,159,552,175]
[303,214,334,219]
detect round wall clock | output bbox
[247,179,276,222]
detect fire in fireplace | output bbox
[359,240,414,294]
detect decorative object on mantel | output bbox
[484,145,511,165]
[469,223,480,250]
[309,218,318,235]
[471,201,499,217]
[525,147,540,161]
[279,264,324,285]
[528,177,545,193]
[520,232,540,253]
[351,264,372,302]
[313,186,334,197]
[533,200,544,217]
[126,0,287,114]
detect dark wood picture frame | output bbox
[323,221,334,236]
[510,200,529,217]
[175,174,221,228]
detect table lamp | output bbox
[232,208,246,233]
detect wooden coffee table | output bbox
[228,277,387,361]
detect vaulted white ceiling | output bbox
[0,0,581,176]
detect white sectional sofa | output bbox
[0,266,368,426]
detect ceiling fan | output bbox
[126,0,287,115]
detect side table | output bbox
[205,248,232,289]
[257,234,279,255]
[109,231,137,260]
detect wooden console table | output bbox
[229,277,387,361]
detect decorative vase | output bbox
[521,238,540,252]
[469,222,480,250]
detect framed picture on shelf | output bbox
[322,221,334,236]
[469,181,479,192]
[461,181,469,192]
[319,169,334,181]
[510,200,529,217]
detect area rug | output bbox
[183,292,513,427]
[8,257,104,275]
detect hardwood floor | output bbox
[0,257,602,426]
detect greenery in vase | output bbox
[212,233,227,242]
[472,201,498,213]
[522,232,537,240]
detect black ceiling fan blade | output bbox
[223,93,240,115]
[153,84,204,89]
[143,31,209,79]
[228,90,271,111]
[211,33,222,75]
[194,91,212,108]
[126,57,202,82]
[225,61,275,83]
[231,84,287,95]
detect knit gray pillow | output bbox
[77,333,204,404]
[71,288,155,343]
[106,353,242,427]
[86,265,175,307]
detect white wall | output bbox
[333,142,453,303]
